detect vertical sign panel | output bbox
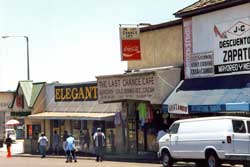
[120,26,141,61]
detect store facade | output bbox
[96,19,184,154]
[163,1,250,116]
[29,82,123,154]
[97,68,181,153]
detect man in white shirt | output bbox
[93,128,105,162]
[38,132,48,158]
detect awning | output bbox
[28,112,115,121]
[163,74,250,114]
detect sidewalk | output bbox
[1,150,159,163]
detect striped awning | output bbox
[28,112,115,121]
[163,74,250,114]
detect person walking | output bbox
[62,131,68,152]
[5,134,13,158]
[52,130,60,155]
[93,128,105,162]
[65,133,77,163]
[38,133,48,158]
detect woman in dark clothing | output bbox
[5,134,12,158]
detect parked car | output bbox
[158,116,250,167]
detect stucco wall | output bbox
[128,24,183,70]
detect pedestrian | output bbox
[38,132,48,158]
[109,130,115,152]
[157,129,166,142]
[65,133,77,163]
[5,134,13,158]
[83,129,90,151]
[79,130,84,151]
[93,127,105,162]
[62,131,68,152]
[52,130,60,155]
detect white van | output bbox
[158,116,250,167]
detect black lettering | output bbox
[223,50,227,62]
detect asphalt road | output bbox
[0,156,245,167]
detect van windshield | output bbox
[169,123,179,134]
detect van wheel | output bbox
[162,151,173,167]
[206,152,221,167]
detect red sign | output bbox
[120,26,141,61]
[121,39,141,61]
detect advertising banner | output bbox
[120,26,141,61]
[213,17,250,75]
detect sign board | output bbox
[54,83,97,101]
[97,73,156,103]
[189,52,214,78]
[168,104,189,114]
[213,17,250,75]
[120,26,141,61]
[184,16,250,78]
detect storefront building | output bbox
[163,0,250,116]
[97,68,181,153]
[8,81,45,153]
[29,82,122,154]
[0,91,14,146]
[97,19,184,154]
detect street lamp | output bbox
[1,36,30,80]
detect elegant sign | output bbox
[120,26,141,61]
[55,83,97,101]
[214,17,250,75]
[97,73,156,103]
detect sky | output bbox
[0,0,197,91]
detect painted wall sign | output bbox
[55,83,97,101]
[189,52,214,78]
[98,73,156,103]
[183,18,193,79]
[120,26,141,61]
[214,17,250,75]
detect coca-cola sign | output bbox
[120,26,141,61]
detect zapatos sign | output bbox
[214,17,250,75]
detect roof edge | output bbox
[175,0,249,18]
[140,19,182,32]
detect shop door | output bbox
[232,120,249,154]
[127,119,137,153]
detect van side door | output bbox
[232,120,248,154]
[169,123,180,158]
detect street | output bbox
[0,142,244,167]
[0,156,245,167]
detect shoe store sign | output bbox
[214,17,250,75]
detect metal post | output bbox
[25,36,30,80]
[1,36,30,80]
